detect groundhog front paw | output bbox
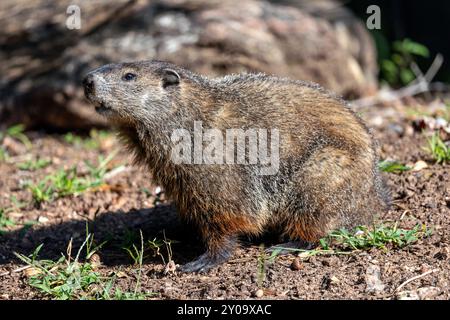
[180,252,230,273]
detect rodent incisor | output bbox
[83,60,389,272]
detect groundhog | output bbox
[83,60,389,272]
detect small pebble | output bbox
[412,160,428,171]
[291,258,303,270]
[164,260,177,274]
[365,264,385,293]
[115,271,128,278]
[417,286,441,300]
[24,267,42,278]
[397,290,419,300]
[254,289,264,298]
[37,216,49,223]
[330,276,340,284]
[89,253,102,269]
[388,123,404,136]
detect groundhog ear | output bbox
[162,69,180,88]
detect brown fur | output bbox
[83,60,390,272]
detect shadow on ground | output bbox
[0,203,207,266]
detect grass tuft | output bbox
[269,223,431,260]
[378,160,411,173]
[0,124,32,161]
[26,152,118,204]
[14,229,153,300]
[0,208,16,233]
[17,158,52,171]
[64,129,111,150]
[123,231,176,268]
[320,224,431,251]
[425,132,450,164]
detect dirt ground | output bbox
[0,102,449,300]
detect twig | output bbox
[351,54,445,109]
[103,165,129,181]
[399,210,409,220]
[395,269,439,292]
[0,265,32,277]
[424,54,444,82]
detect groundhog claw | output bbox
[180,252,230,273]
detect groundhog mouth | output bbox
[95,101,113,115]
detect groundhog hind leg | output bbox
[180,214,260,273]
[278,146,378,249]
[180,234,237,273]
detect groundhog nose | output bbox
[83,74,95,95]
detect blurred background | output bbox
[0,0,449,130]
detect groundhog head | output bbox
[83,61,182,123]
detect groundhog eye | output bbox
[122,73,137,81]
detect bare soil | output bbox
[0,104,449,300]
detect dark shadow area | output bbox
[0,203,205,266]
[0,202,286,267]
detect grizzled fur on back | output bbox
[83,60,389,272]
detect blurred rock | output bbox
[396,290,420,300]
[417,286,441,299]
[412,116,450,133]
[365,264,385,293]
[1,0,378,130]
[2,136,27,155]
[397,287,441,300]
[412,160,428,172]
